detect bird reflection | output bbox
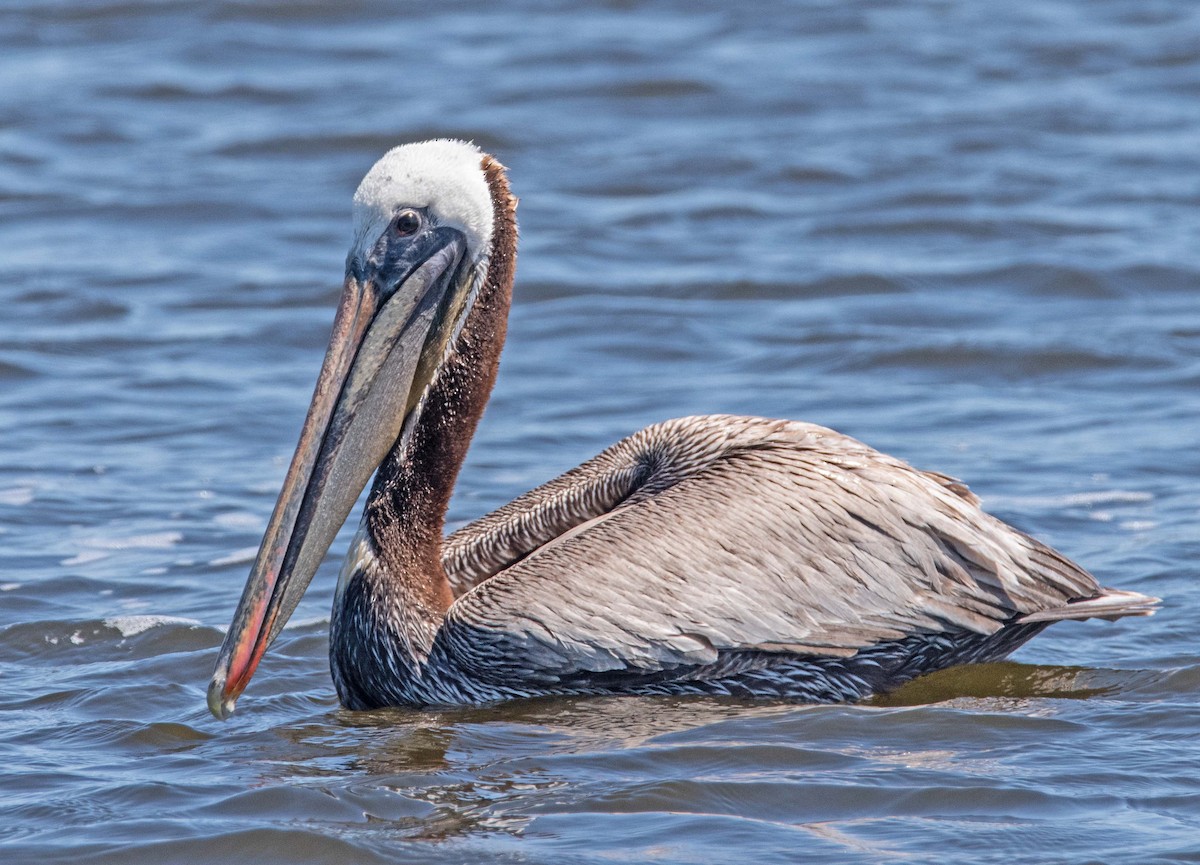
[246,660,1165,846]
[870,660,1152,707]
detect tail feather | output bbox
[1017,588,1160,624]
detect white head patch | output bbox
[351,139,493,264]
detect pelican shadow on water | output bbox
[208,140,1157,718]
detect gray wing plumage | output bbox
[441,415,1153,685]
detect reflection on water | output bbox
[215,661,1187,855]
[871,661,1152,707]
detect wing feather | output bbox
[441,416,1121,686]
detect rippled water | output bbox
[2,1,1198,862]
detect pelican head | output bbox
[208,140,505,719]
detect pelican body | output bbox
[208,140,1156,718]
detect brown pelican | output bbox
[207,139,1157,718]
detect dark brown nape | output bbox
[365,154,519,608]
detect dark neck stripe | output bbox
[363,155,518,613]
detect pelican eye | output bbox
[391,209,421,237]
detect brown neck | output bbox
[364,155,518,611]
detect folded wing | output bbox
[440,415,1153,686]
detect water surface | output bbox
[1,1,1198,862]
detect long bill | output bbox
[208,228,469,719]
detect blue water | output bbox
[1,1,1198,862]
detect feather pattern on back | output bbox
[388,414,1156,700]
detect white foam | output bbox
[0,583,20,592]
[1120,520,1157,532]
[98,531,184,550]
[62,531,185,566]
[62,550,110,566]
[992,490,1152,509]
[1059,490,1153,507]
[103,615,202,637]
[0,487,34,506]
[214,512,265,530]
[284,615,330,630]
[210,546,259,567]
